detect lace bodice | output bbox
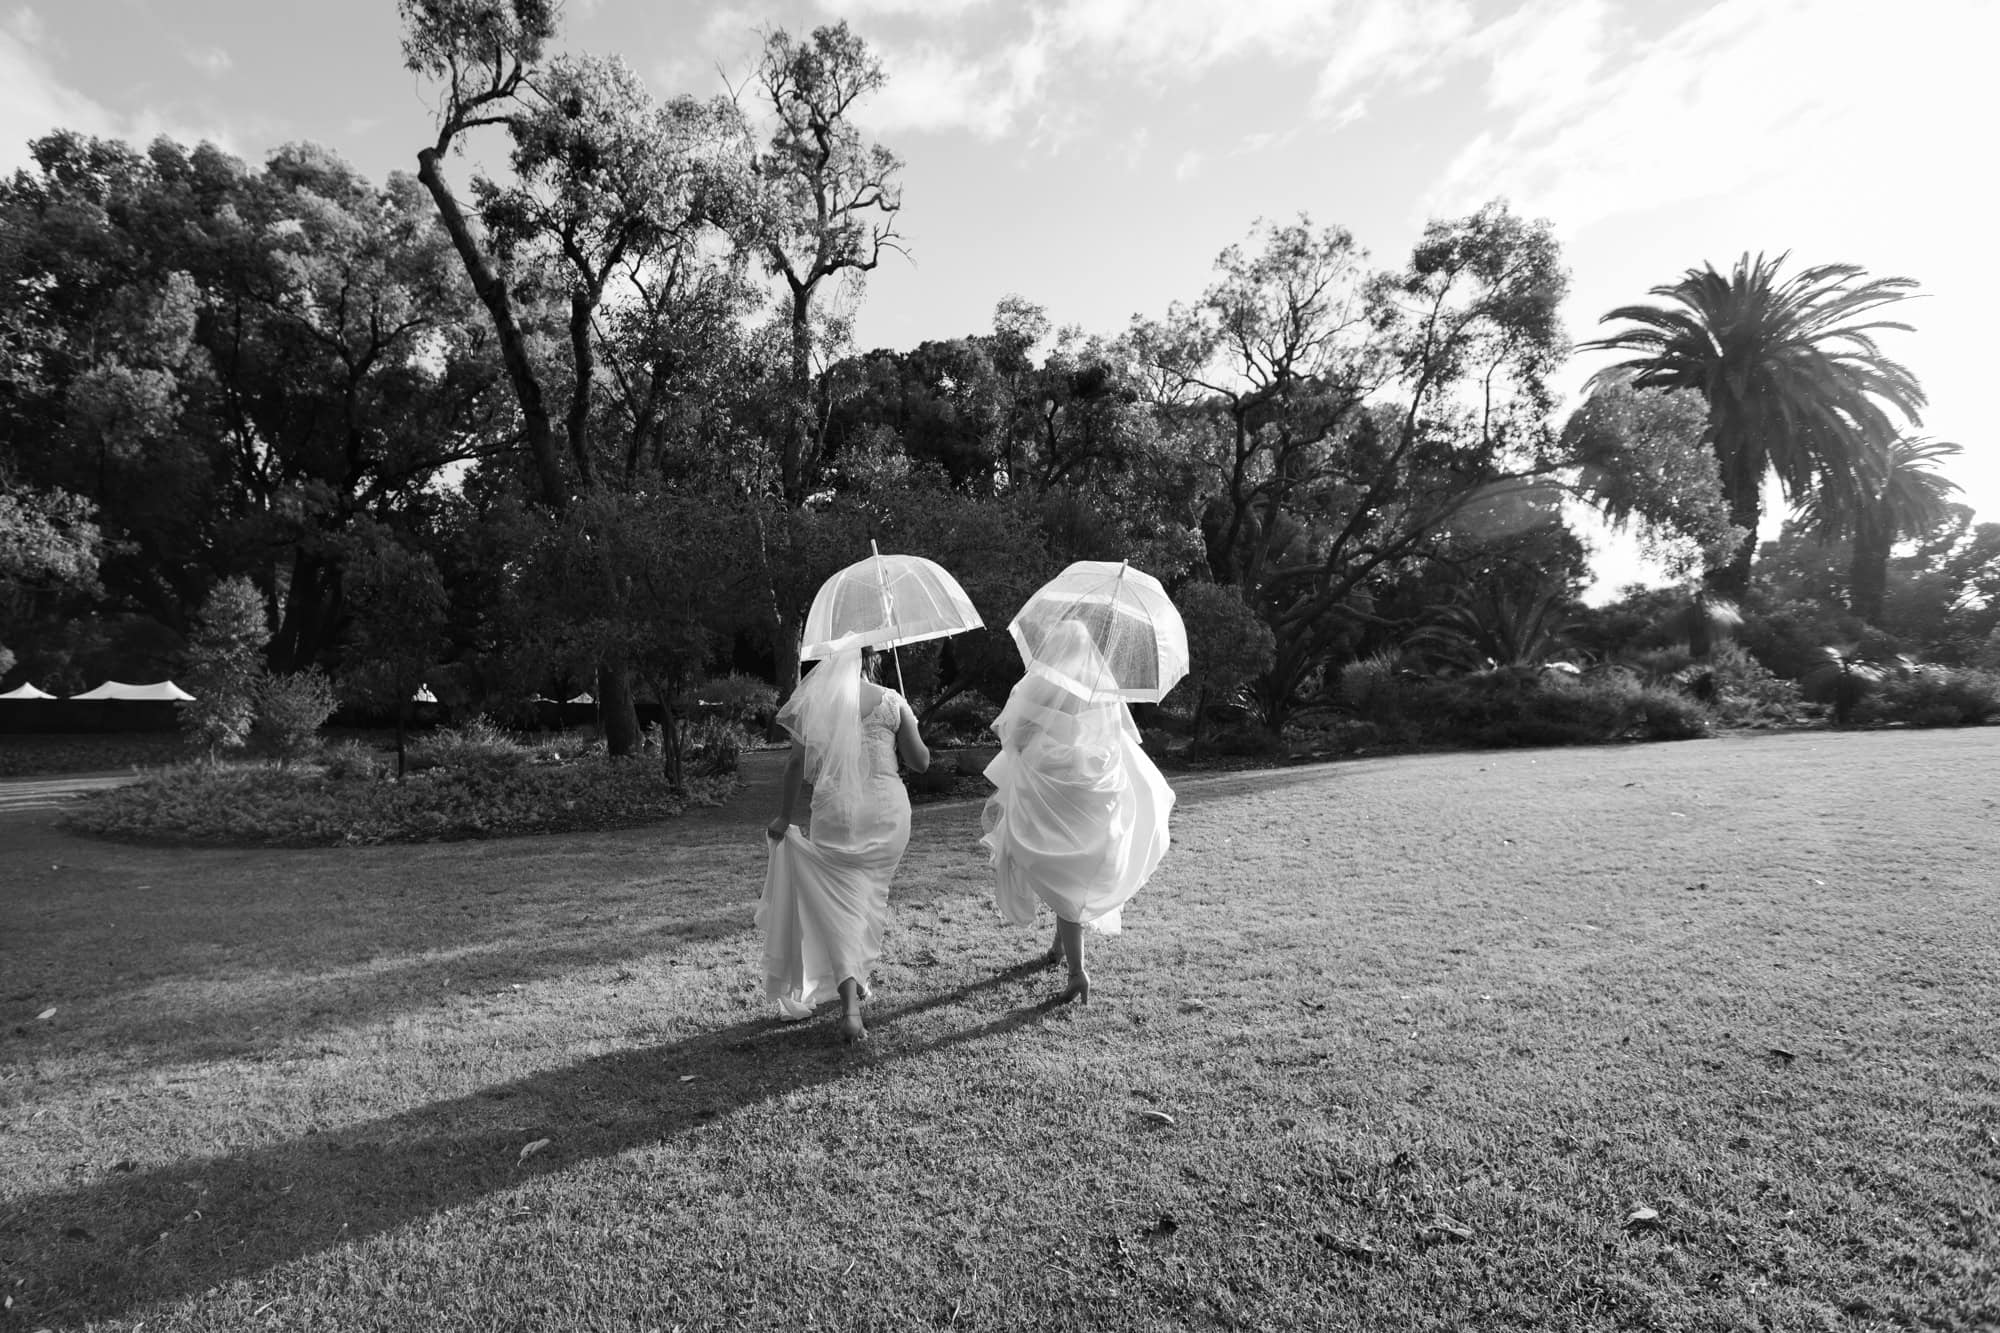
[859,688,906,779]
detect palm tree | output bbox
[1795,435,1962,624]
[1582,253,1926,600]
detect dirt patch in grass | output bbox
[3,729,1996,1330]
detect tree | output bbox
[339,522,450,777]
[1178,582,1275,746]
[400,2,762,753]
[181,576,269,760]
[0,478,102,680]
[1581,252,1926,600]
[1795,435,1962,624]
[1130,204,1580,726]
[749,21,904,508]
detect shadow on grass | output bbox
[7,961,1062,1325]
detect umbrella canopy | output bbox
[0,682,56,699]
[800,545,983,661]
[1008,560,1189,703]
[69,680,196,701]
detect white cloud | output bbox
[1428,0,1999,234]
[1172,147,1203,180]
[184,44,232,77]
[1309,0,1477,123]
[1,18,241,173]
[815,0,992,14]
[861,33,1052,138]
[1,20,118,169]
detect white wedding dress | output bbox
[980,639,1173,935]
[758,686,912,1016]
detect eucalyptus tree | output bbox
[1582,252,1926,600]
[400,0,766,750]
[1129,204,1590,724]
[748,21,905,509]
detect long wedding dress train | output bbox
[757,689,912,1016]
[981,672,1173,935]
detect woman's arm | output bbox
[767,745,806,840]
[894,700,930,773]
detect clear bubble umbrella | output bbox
[1007,560,1188,703]
[800,543,984,690]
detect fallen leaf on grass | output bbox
[679,1074,700,1083]
[1767,1046,1796,1062]
[1416,1219,1473,1245]
[1624,1207,1662,1231]
[1179,999,1208,1013]
[517,1138,551,1163]
[1133,1109,1176,1128]
[35,1008,55,1021]
[1315,1233,1383,1264]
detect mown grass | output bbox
[2,730,1996,1331]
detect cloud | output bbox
[1427,0,1999,234]
[1,18,119,168]
[861,33,1050,138]
[1309,0,1478,124]
[1,16,242,174]
[1172,147,1204,180]
[815,0,992,15]
[183,44,232,77]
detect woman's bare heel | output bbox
[1054,917,1089,1005]
[838,978,867,1044]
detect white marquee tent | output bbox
[68,680,197,701]
[0,682,57,699]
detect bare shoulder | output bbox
[858,680,891,713]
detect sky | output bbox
[5,0,1996,598]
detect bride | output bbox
[980,619,1174,1004]
[759,639,929,1043]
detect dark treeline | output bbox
[4,2,1994,766]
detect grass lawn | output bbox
[3,729,1996,1330]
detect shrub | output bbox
[696,673,779,728]
[685,716,747,778]
[63,754,734,846]
[1853,667,2000,728]
[408,718,526,774]
[1344,668,1710,749]
[1338,650,1404,716]
[255,668,339,761]
[320,740,385,782]
[1629,685,1712,740]
[1209,723,1285,757]
[1702,644,1803,725]
[181,576,269,759]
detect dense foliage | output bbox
[3,5,1990,796]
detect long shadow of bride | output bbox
[10,962,1062,1324]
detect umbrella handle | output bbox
[892,645,906,696]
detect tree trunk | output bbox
[415,147,569,513]
[1686,591,1714,661]
[661,697,685,789]
[783,287,813,508]
[1706,491,1762,602]
[1848,522,1892,624]
[268,550,339,675]
[597,660,643,758]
